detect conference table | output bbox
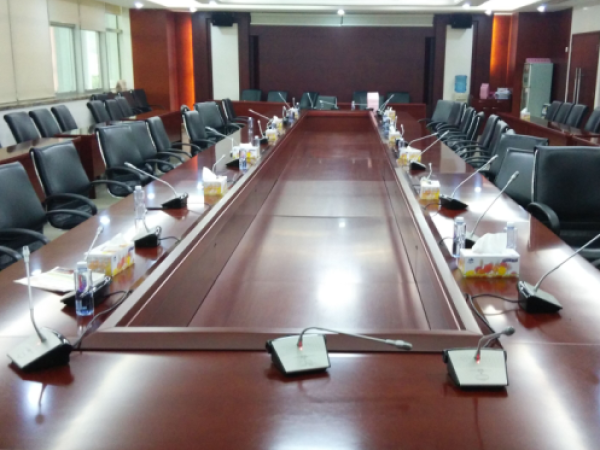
[1,107,599,449]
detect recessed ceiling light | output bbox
[337,9,345,16]
[485,9,493,15]
[462,2,471,9]
[209,0,217,5]
[190,6,196,12]
[537,4,546,12]
[134,1,143,8]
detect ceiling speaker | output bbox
[212,12,235,27]
[450,14,473,29]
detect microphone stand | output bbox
[439,155,499,210]
[124,163,188,209]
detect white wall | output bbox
[443,26,473,101]
[569,5,600,107]
[211,24,240,101]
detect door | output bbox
[569,33,600,111]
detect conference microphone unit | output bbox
[278,93,291,109]
[406,131,441,147]
[319,100,339,110]
[124,163,188,209]
[443,327,515,389]
[7,247,72,371]
[465,171,519,248]
[377,96,393,116]
[266,326,412,376]
[517,232,600,313]
[439,155,499,210]
[409,131,450,171]
[308,94,315,109]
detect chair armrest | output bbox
[162,149,191,158]
[527,202,561,235]
[46,209,93,221]
[105,167,146,181]
[154,152,185,163]
[44,193,97,215]
[169,143,199,155]
[227,123,243,130]
[0,246,22,264]
[145,159,176,171]
[89,179,134,194]
[193,139,219,146]
[417,118,431,124]
[0,229,50,245]
[233,117,251,122]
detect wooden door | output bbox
[569,33,600,111]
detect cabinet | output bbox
[471,98,512,115]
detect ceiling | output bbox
[113,0,598,14]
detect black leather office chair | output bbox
[105,99,125,120]
[565,104,588,128]
[385,92,410,104]
[132,88,164,112]
[91,93,109,102]
[267,91,288,102]
[87,100,111,124]
[317,96,339,110]
[146,116,198,159]
[584,108,600,133]
[439,107,475,136]
[4,112,40,143]
[529,146,600,261]
[31,142,132,229]
[419,100,456,129]
[428,102,462,132]
[96,124,153,196]
[222,99,251,124]
[444,111,484,146]
[241,89,262,101]
[553,102,573,124]
[0,162,90,270]
[352,91,368,110]
[116,97,134,117]
[450,114,499,153]
[51,105,78,132]
[459,119,510,168]
[195,102,241,136]
[300,92,319,110]
[29,109,61,138]
[182,110,219,152]
[120,91,141,114]
[494,148,536,208]
[545,101,562,121]
[128,121,186,173]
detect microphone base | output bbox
[443,348,508,389]
[409,161,427,171]
[7,328,72,372]
[266,334,330,376]
[439,195,468,211]
[161,193,188,209]
[259,137,269,144]
[134,226,162,248]
[517,281,563,313]
[465,234,479,249]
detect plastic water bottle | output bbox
[134,185,146,230]
[351,101,356,111]
[74,261,94,316]
[506,222,517,249]
[248,117,254,141]
[452,216,467,258]
[239,148,247,170]
[253,135,260,148]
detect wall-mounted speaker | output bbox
[450,14,473,29]
[212,12,235,27]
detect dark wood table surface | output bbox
[1,111,600,449]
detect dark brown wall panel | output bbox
[470,15,493,96]
[250,26,435,103]
[192,12,213,102]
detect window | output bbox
[81,30,102,91]
[50,26,77,94]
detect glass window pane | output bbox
[81,30,102,91]
[106,31,121,89]
[50,26,76,93]
[105,13,118,30]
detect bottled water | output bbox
[74,261,94,316]
[506,222,517,249]
[452,216,466,258]
[239,148,247,170]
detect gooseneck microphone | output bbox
[248,109,272,122]
[377,96,393,115]
[439,155,499,210]
[206,127,235,151]
[307,93,315,109]
[297,327,413,350]
[85,225,104,261]
[518,232,600,313]
[409,131,450,171]
[124,163,188,209]
[278,93,291,109]
[213,154,226,173]
[7,247,73,371]
[465,171,519,247]
[319,100,339,110]
[474,327,515,362]
[407,131,440,147]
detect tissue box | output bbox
[87,237,134,277]
[204,176,228,196]
[273,118,283,132]
[398,147,421,165]
[389,129,400,145]
[385,109,396,122]
[458,249,520,278]
[266,129,278,143]
[419,178,440,200]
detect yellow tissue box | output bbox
[419,178,440,200]
[266,129,278,143]
[398,147,422,165]
[87,239,134,277]
[389,129,400,145]
[204,176,228,196]
[458,249,520,278]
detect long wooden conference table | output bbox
[1,107,599,449]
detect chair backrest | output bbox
[480,119,510,159]
[430,100,455,123]
[565,104,588,128]
[120,91,139,112]
[386,92,410,104]
[446,102,463,127]
[494,148,536,207]
[146,116,172,153]
[533,146,600,224]
[545,101,562,121]
[487,133,548,181]
[300,92,319,110]
[87,100,111,123]
[132,89,150,108]
[105,99,125,120]
[183,110,210,143]
[96,124,146,169]
[553,102,573,124]
[222,98,236,120]
[4,112,40,143]
[29,109,61,138]
[457,107,475,134]
[30,141,90,197]
[128,121,157,160]
[195,102,225,131]
[352,91,368,110]
[0,162,46,231]
[267,91,288,102]
[478,114,500,149]
[241,89,262,101]
[584,108,600,132]
[51,105,78,132]
[116,97,134,117]
[317,96,338,110]
[466,112,485,141]
[92,93,109,102]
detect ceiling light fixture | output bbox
[338,9,345,16]
[134,1,143,8]
[485,9,493,15]
[537,4,546,12]
[190,6,196,12]
[462,2,471,9]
